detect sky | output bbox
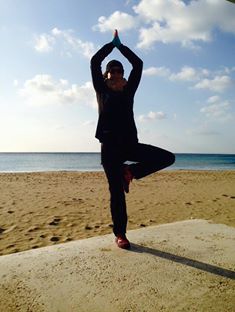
[0,0,235,153]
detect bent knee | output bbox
[168,152,175,166]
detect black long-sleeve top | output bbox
[90,42,143,145]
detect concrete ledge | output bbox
[0,219,235,312]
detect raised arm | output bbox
[112,30,143,95]
[90,42,114,92]
[91,30,143,95]
[118,44,143,95]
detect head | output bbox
[104,60,124,81]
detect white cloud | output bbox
[13,79,19,87]
[19,74,96,108]
[194,75,232,93]
[170,66,199,82]
[51,27,95,59]
[133,0,235,49]
[187,127,220,136]
[93,0,235,49]
[93,11,137,32]
[143,66,170,77]
[92,1,235,50]
[34,28,96,59]
[143,65,233,95]
[138,111,166,122]
[34,34,55,52]
[143,65,211,82]
[207,95,220,104]
[200,97,232,121]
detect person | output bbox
[90,30,175,249]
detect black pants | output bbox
[101,142,175,236]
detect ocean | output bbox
[0,153,234,172]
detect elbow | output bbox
[136,58,143,71]
[90,53,99,67]
[132,58,143,71]
[90,56,96,67]
[90,56,98,72]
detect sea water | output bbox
[0,153,234,172]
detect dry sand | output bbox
[0,170,235,255]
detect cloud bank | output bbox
[19,74,96,107]
[34,28,96,59]
[143,65,234,93]
[93,0,235,49]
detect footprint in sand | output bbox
[50,236,60,242]
[27,226,39,232]
[65,237,73,242]
[6,244,15,249]
[222,194,235,199]
[85,225,93,230]
[49,217,61,226]
[0,227,5,234]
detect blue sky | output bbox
[0,0,235,153]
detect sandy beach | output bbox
[0,170,235,256]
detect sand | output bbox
[0,170,235,255]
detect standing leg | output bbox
[126,143,175,179]
[101,143,127,236]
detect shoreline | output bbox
[0,170,235,256]
[1,153,235,173]
[0,168,235,175]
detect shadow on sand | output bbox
[130,243,235,280]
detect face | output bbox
[107,67,123,81]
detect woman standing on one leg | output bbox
[90,30,175,249]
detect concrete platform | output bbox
[0,219,235,312]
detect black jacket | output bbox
[90,42,143,144]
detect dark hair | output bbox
[103,59,124,78]
[106,60,124,72]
